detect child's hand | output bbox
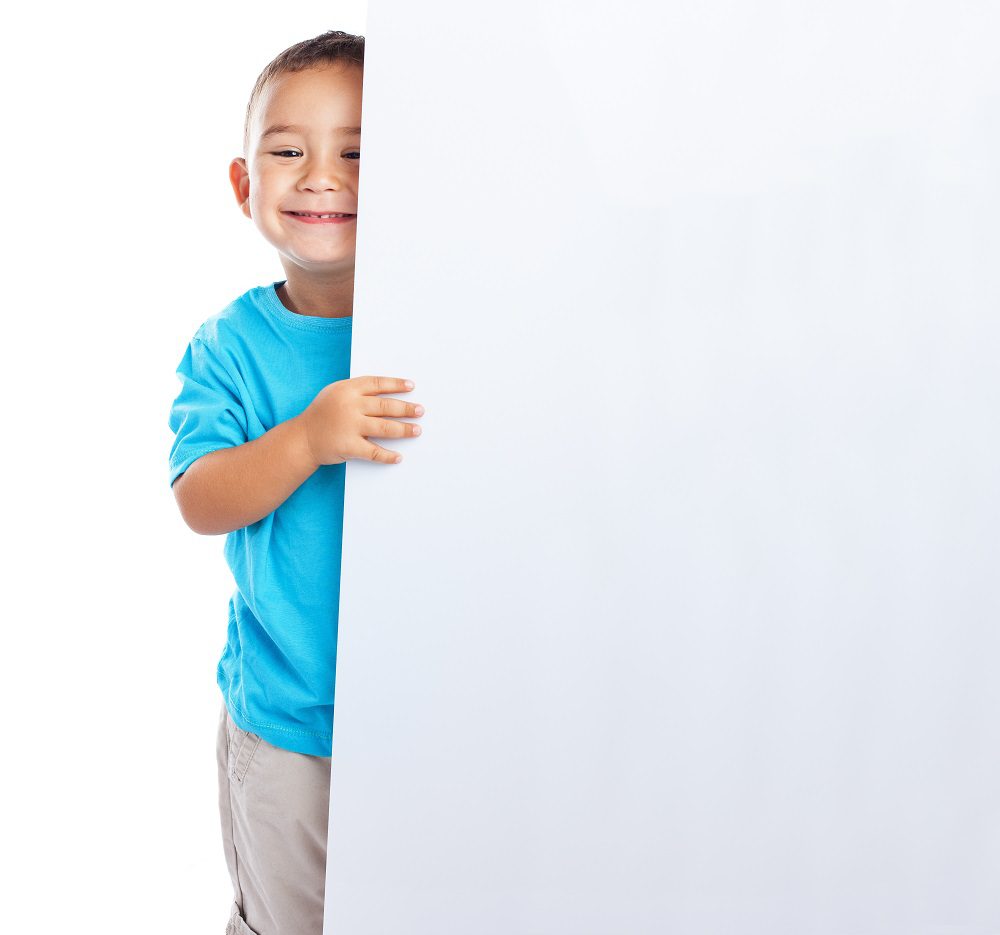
[299,376,424,467]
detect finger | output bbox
[362,396,425,419]
[350,439,403,464]
[354,376,415,396]
[363,416,422,439]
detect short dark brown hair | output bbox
[243,30,365,152]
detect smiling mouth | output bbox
[285,211,356,219]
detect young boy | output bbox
[167,31,424,935]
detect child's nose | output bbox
[298,161,346,192]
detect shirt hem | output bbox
[222,693,333,758]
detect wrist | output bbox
[289,412,322,473]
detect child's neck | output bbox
[277,271,354,319]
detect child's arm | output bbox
[173,376,423,536]
[172,414,316,535]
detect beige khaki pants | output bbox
[217,702,331,935]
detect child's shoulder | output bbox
[191,283,274,349]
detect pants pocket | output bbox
[227,713,262,785]
[226,900,262,935]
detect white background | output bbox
[1,4,365,932]
[4,3,1000,934]
[326,2,1000,933]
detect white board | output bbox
[327,3,1000,932]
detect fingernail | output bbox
[414,405,424,415]
[404,380,414,389]
[413,426,422,435]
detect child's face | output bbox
[230,64,363,278]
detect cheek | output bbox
[249,169,285,211]
[248,187,267,215]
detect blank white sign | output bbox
[326,3,1000,932]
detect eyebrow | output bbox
[260,124,362,139]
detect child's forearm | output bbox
[172,414,324,536]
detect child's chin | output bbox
[272,236,356,268]
[294,254,357,272]
[281,243,355,263]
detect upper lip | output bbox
[284,209,356,215]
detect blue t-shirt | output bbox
[167,282,352,756]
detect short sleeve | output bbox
[167,337,250,487]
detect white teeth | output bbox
[293,212,352,218]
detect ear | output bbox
[229,157,252,219]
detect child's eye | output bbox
[271,150,302,158]
[344,152,360,160]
